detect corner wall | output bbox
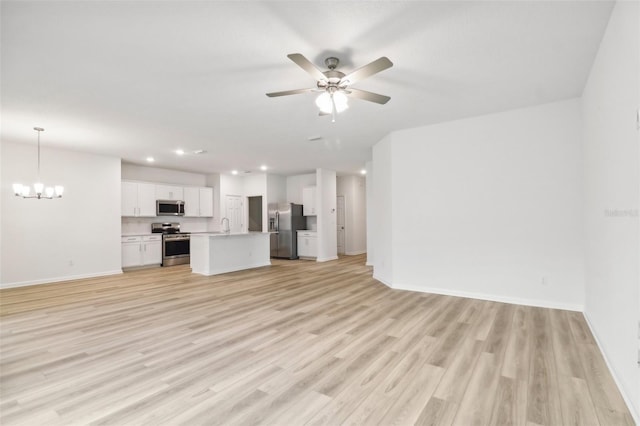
[1,142,122,287]
[372,99,586,310]
[581,0,639,419]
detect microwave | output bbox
[156,200,185,216]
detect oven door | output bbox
[162,235,190,266]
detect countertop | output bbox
[191,231,269,238]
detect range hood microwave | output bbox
[156,199,185,216]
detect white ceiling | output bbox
[1,1,614,176]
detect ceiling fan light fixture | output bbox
[315,92,348,114]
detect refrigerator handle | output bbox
[275,211,279,231]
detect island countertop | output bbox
[190,231,269,237]
[190,231,270,276]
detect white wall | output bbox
[1,142,121,287]
[372,99,586,310]
[582,0,639,419]
[267,174,286,205]
[365,161,374,266]
[121,163,206,186]
[337,175,367,255]
[286,173,316,204]
[316,168,337,262]
[371,135,394,285]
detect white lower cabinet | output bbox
[297,231,317,258]
[121,235,162,268]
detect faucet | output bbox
[221,217,230,234]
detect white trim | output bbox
[380,280,583,312]
[316,256,339,263]
[1,270,123,289]
[372,273,393,288]
[345,250,366,256]
[583,312,640,424]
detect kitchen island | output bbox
[190,232,271,276]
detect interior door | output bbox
[225,195,244,233]
[337,195,345,255]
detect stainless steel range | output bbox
[152,222,190,266]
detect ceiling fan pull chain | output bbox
[331,93,337,123]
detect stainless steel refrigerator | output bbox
[269,203,306,259]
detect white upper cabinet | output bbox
[184,186,214,217]
[183,187,200,217]
[156,184,184,201]
[121,181,156,217]
[199,187,214,217]
[302,186,317,216]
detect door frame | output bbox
[337,195,346,255]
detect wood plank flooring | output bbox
[0,255,633,425]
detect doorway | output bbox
[247,196,263,232]
[337,195,345,255]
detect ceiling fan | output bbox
[266,53,393,122]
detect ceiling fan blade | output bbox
[287,53,328,82]
[266,88,314,97]
[346,88,391,104]
[339,57,393,86]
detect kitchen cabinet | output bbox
[156,185,184,201]
[121,235,162,268]
[302,186,317,216]
[121,182,156,217]
[184,187,214,217]
[297,231,317,258]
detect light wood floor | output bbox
[0,255,633,425]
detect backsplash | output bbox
[121,217,214,235]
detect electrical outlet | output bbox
[541,276,548,286]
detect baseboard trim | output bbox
[372,273,393,288]
[316,256,339,263]
[385,281,584,312]
[583,312,640,424]
[1,270,123,289]
[345,250,366,256]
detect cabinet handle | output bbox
[139,245,142,252]
[144,244,147,251]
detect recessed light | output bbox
[360,169,367,175]
[231,170,238,175]
[175,149,185,156]
[260,165,268,171]
[146,157,155,162]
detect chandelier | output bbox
[13,127,64,199]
